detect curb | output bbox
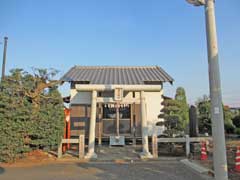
[57,156,185,164]
[180,159,213,175]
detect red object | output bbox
[63,122,67,153]
[200,141,208,161]
[235,146,240,172]
[67,116,71,149]
[63,108,71,153]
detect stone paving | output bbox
[96,145,141,161]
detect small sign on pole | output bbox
[114,88,123,101]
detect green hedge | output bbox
[0,69,64,162]
[235,128,240,135]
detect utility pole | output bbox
[186,0,228,179]
[205,0,228,179]
[1,37,8,80]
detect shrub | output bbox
[224,122,235,134]
[232,116,240,128]
[235,128,240,135]
[0,69,64,162]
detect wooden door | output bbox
[70,104,90,137]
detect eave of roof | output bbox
[61,65,174,85]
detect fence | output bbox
[152,135,213,158]
[58,134,85,159]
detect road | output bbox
[0,160,212,180]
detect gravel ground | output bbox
[0,161,212,180]
[191,140,240,180]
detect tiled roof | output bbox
[61,66,173,85]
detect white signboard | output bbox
[114,88,123,101]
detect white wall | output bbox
[70,89,91,105]
[145,90,165,136]
[70,87,165,136]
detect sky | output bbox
[0,0,240,106]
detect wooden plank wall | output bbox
[133,104,141,137]
[70,103,142,138]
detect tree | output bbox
[196,95,211,134]
[232,115,240,128]
[160,98,183,137]
[175,87,189,131]
[0,75,32,162]
[196,95,236,135]
[0,68,64,162]
[231,110,240,135]
[223,106,235,134]
[159,87,189,137]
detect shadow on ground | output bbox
[0,167,5,175]
[75,161,212,180]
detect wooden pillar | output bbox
[63,121,67,153]
[131,103,136,146]
[98,121,103,146]
[79,135,85,159]
[85,90,97,159]
[67,120,71,149]
[152,135,158,158]
[57,140,63,158]
[116,103,120,136]
[98,104,102,146]
[185,135,190,157]
[64,108,71,150]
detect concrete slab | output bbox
[96,145,141,161]
[180,159,211,174]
